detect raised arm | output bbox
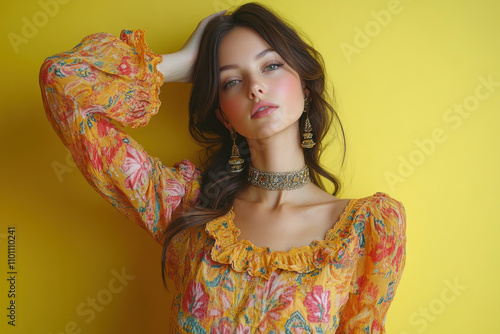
[39,12,225,243]
[158,10,226,83]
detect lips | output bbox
[251,101,279,118]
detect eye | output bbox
[264,62,284,71]
[222,79,239,90]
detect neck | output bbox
[240,122,312,208]
[246,122,305,172]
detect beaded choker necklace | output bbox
[247,165,310,190]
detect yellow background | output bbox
[1,0,499,333]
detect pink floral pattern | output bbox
[182,281,209,319]
[236,324,251,334]
[369,220,396,263]
[392,242,406,274]
[117,56,138,76]
[122,145,151,190]
[256,272,297,332]
[304,285,332,323]
[163,178,185,206]
[84,137,103,173]
[40,29,407,333]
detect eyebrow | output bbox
[219,48,276,72]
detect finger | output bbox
[211,10,227,17]
[183,10,227,49]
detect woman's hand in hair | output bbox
[158,10,226,83]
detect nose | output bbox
[247,75,266,100]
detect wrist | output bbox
[158,50,194,83]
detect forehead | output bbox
[219,27,273,66]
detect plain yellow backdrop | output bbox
[1,0,499,333]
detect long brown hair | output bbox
[161,2,346,286]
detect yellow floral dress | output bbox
[39,29,407,334]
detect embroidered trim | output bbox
[205,198,364,279]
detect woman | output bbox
[39,3,406,333]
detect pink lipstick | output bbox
[251,101,279,119]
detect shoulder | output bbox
[350,192,406,244]
[353,192,405,223]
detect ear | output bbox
[216,109,231,129]
[301,83,310,99]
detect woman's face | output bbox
[218,27,306,140]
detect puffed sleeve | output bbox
[39,29,202,244]
[337,192,407,333]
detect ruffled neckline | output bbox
[205,198,361,279]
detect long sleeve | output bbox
[39,29,202,243]
[338,193,407,333]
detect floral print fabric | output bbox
[167,193,406,333]
[39,30,202,242]
[39,30,407,333]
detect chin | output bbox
[248,122,300,141]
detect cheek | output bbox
[275,74,304,104]
[220,96,245,119]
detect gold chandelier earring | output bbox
[228,127,244,173]
[301,98,316,149]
